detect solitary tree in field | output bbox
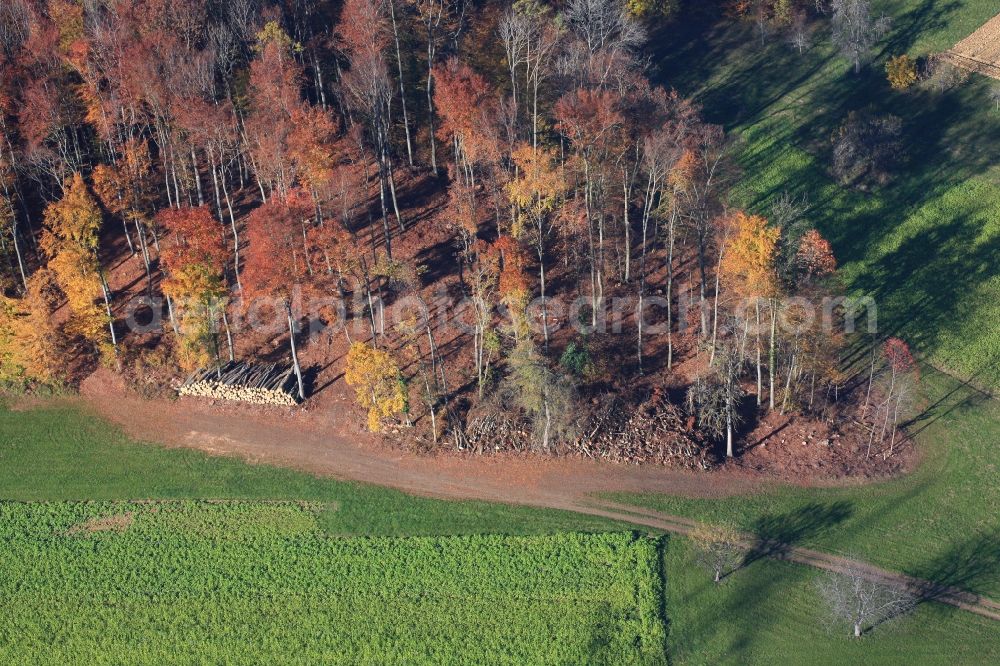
[690,521,749,583]
[830,0,891,74]
[344,341,408,432]
[817,564,915,638]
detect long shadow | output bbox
[901,361,998,438]
[746,501,854,564]
[910,531,1000,601]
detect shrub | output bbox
[885,54,917,90]
[831,110,904,188]
[559,340,595,379]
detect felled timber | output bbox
[177,361,299,406]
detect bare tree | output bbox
[690,522,749,583]
[500,2,561,148]
[817,565,916,638]
[561,0,644,88]
[687,343,745,458]
[413,0,453,176]
[990,84,1000,112]
[787,10,811,55]
[830,0,892,74]
[564,0,644,55]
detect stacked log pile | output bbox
[178,362,300,406]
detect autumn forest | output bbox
[0,0,921,473]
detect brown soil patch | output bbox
[69,366,916,515]
[946,13,1000,80]
[66,512,134,536]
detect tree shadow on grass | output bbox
[746,501,854,564]
[910,531,1000,601]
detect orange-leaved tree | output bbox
[344,341,407,432]
[495,234,531,343]
[157,206,231,370]
[722,211,781,408]
[0,269,69,384]
[795,229,837,285]
[242,189,315,400]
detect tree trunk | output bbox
[222,308,235,361]
[726,409,733,458]
[755,301,763,406]
[388,0,414,167]
[769,300,777,410]
[426,40,438,176]
[285,301,305,400]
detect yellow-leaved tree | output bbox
[505,143,566,346]
[40,173,115,359]
[0,269,68,384]
[344,341,408,432]
[722,211,782,408]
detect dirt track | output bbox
[68,369,1000,622]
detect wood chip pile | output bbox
[178,361,300,406]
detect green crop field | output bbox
[3,400,1000,663]
[0,501,666,664]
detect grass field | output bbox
[0,501,665,664]
[3,400,999,662]
[0,401,621,536]
[662,537,1000,665]
[653,0,1000,388]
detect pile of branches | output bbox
[464,402,534,454]
[178,362,299,406]
[574,392,712,469]
[462,388,711,468]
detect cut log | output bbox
[177,361,301,406]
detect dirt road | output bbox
[73,369,1000,622]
